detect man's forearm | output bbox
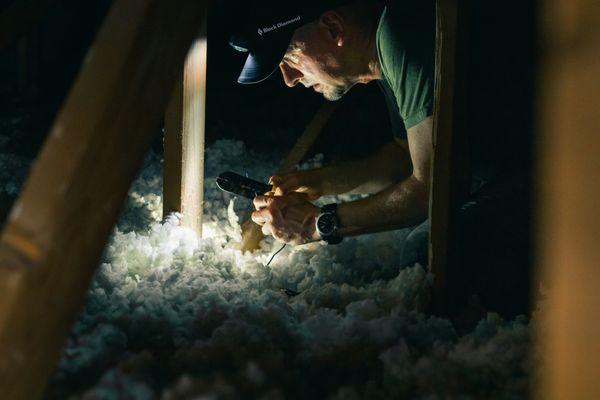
[320,140,412,195]
[337,174,429,237]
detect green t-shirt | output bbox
[376,1,435,136]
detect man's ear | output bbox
[318,10,345,47]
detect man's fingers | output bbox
[253,195,275,210]
[269,175,285,195]
[251,210,264,225]
[269,175,281,186]
[261,223,272,236]
[270,174,301,195]
[251,208,272,225]
[272,172,322,199]
[278,180,298,194]
[262,223,289,243]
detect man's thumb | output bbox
[269,175,282,186]
[271,173,303,195]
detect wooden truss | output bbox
[0,0,208,398]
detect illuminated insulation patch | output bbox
[40,140,531,399]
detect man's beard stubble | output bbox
[321,82,352,101]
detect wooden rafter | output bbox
[0,0,208,398]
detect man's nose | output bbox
[279,62,302,87]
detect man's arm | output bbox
[252,116,433,243]
[271,138,413,198]
[337,116,432,236]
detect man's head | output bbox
[230,1,382,100]
[278,12,352,101]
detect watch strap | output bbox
[321,203,338,213]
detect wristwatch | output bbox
[315,203,343,245]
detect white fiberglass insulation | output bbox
[7,140,529,399]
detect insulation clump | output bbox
[16,139,529,399]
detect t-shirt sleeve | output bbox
[378,80,407,140]
[377,2,435,130]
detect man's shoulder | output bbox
[376,0,436,78]
[376,0,436,130]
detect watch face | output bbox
[317,212,336,237]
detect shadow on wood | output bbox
[428,0,470,316]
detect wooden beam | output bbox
[164,36,208,236]
[240,101,337,252]
[0,0,208,398]
[428,0,469,315]
[0,0,56,49]
[535,0,600,398]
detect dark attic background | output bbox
[0,0,537,399]
[0,0,535,223]
[0,0,395,224]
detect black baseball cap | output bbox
[229,1,351,84]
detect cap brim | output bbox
[237,31,293,84]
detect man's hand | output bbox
[251,192,321,245]
[270,170,325,199]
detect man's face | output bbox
[278,24,353,101]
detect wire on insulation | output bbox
[266,243,287,266]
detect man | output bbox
[230,0,531,317]
[231,0,434,255]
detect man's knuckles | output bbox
[252,207,278,224]
[251,211,264,225]
[253,195,276,210]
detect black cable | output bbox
[266,243,287,266]
[264,243,301,297]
